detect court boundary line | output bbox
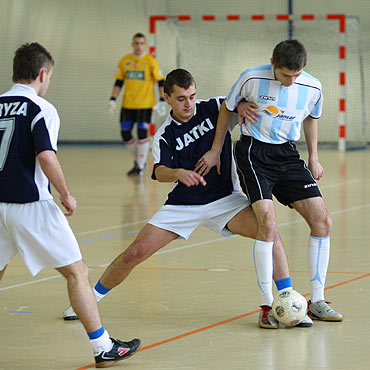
[2,200,370,291]
[73,272,370,370]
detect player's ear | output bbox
[39,68,47,83]
[164,93,170,104]
[270,58,275,67]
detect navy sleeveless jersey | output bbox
[151,97,240,205]
[0,84,59,203]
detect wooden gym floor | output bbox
[0,145,370,370]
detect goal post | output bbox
[149,14,367,151]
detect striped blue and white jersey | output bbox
[0,84,59,203]
[226,64,323,144]
[152,97,240,206]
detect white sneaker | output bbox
[295,314,313,327]
[308,300,343,321]
[62,305,78,321]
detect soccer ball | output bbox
[272,289,307,326]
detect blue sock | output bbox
[275,277,292,292]
[93,280,111,302]
[95,280,111,295]
[88,326,105,340]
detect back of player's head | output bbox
[272,40,307,71]
[13,42,54,83]
[164,69,195,95]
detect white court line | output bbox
[74,179,360,237]
[2,200,370,292]
[75,220,147,236]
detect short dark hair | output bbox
[13,42,54,83]
[272,40,307,70]
[133,32,146,41]
[164,69,195,95]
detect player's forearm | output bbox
[303,117,319,162]
[111,85,121,99]
[155,165,182,183]
[37,150,71,198]
[211,101,233,154]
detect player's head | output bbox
[13,42,54,97]
[271,40,306,86]
[132,32,146,55]
[164,69,196,123]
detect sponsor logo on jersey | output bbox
[262,105,295,121]
[126,70,145,80]
[0,102,28,117]
[259,95,276,101]
[125,61,131,66]
[304,183,317,189]
[175,118,214,150]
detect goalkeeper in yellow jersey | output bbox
[109,32,165,176]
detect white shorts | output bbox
[149,192,250,240]
[0,200,82,276]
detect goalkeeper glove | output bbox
[153,98,167,117]
[109,97,117,114]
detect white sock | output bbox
[253,240,274,306]
[125,137,137,159]
[90,329,113,354]
[93,287,106,303]
[308,235,330,302]
[136,138,150,169]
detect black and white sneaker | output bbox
[95,337,141,368]
[127,162,144,176]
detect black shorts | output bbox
[120,108,152,123]
[234,135,322,206]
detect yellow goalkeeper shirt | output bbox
[114,53,164,109]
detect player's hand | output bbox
[177,169,207,187]
[109,99,117,114]
[237,101,259,123]
[153,101,167,117]
[195,149,221,176]
[60,194,77,216]
[308,159,324,180]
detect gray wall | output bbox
[1,0,369,146]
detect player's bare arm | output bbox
[195,101,232,176]
[303,116,324,180]
[155,165,206,187]
[37,150,77,216]
[237,101,259,123]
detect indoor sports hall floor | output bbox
[1,145,370,370]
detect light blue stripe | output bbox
[312,99,321,117]
[251,115,262,140]
[296,84,308,110]
[257,80,271,104]
[227,69,249,109]
[287,121,301,141]
[310,238,323,285]
[247,64,271,72]
[277,86,288,108]
[270,118,283,143]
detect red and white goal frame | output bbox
[149,14,347,151]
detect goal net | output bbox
[152,15,367,149]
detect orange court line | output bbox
[73,273,370,370]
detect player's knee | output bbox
[123,244,147,266]
[259,219,278,240]
[120,129,132,142]
[137,128,148,140]
[59,260,89,281]
[312,212,332,236]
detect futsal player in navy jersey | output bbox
[0,42,140,367]
[197,40,343,323]
[63,68,310,329]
